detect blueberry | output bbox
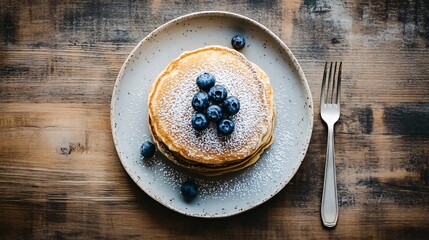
[191,92,209,111]
[205,104,223,122]
[231,35,246,50]
[196,72,216,91]
[223,96,240,115]
[217,118,235,135]
[140,141,156,158]
[181,181,198,202]
[191,112,209,131]
[208,85,228,103]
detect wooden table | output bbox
[1,1,428,239]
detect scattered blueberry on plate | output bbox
[196,72,216,91]
[140,141,156,158]
[208,85,228,103]
[205,104,223,122]
[217,118,235,136]
[191,92,209,111]
[223,96,240,115]
[191,112,209,131]
[181,180,198,202]
[231,35,246,50]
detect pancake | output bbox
[148,45,275,175]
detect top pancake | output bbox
[148,45,272,165]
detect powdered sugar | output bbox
[152,48,270,163]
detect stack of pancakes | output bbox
[148,45,275,176]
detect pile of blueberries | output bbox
[191,72,240,136]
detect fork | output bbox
[320,62,342,228]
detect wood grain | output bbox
[1,0,428,239]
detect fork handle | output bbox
[321,124,338,227]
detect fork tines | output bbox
[321,62,342,105]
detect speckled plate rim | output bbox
[111,11,314,218]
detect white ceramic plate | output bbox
[111,11,313,218]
